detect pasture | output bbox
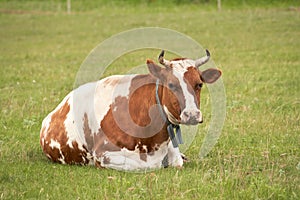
[0,1,299,199]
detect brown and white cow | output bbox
[40,50,222,171]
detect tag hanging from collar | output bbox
[167,124,183,148]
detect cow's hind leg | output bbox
[40,100,91,165]
[41,132,90,165]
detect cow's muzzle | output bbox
[180,109,203,125]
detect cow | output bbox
[40,50,222,171]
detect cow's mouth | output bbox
[180,118,203,125]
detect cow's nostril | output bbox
[183,111,189,117]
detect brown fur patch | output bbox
[160,76,184,121]
[82,113,121,167]
[41,100,89,165]
[100,74,169,154]
[93,128,121,158]
[128,74,165,127]
[139,153,147,162]
[95,160,102,168]
[83,113,93,151]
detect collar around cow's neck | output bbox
[155,79,183,148]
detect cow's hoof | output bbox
[181,153,190,163]
[176,165,184,169]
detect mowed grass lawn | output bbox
[0,1,299,199]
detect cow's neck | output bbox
[155,79,183,148]
[128,74,165,127]
[101,74,183,152]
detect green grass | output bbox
[0,1,300,199]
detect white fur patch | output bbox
[172,66,198,112]
[100,141,169,171]
[49,139,61,149]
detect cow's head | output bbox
[147,50,222,125]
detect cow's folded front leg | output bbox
[98,148,167,171]
[167,142,184,168]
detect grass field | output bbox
[0,1,299,199]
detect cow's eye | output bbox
[168,83,177,91]
[195,83,203,90]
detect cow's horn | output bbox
[158,50,171,67]
[159,50,165,59]
[195,49,210,68]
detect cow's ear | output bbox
[147,59,168,81]
[201,68,222,84]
